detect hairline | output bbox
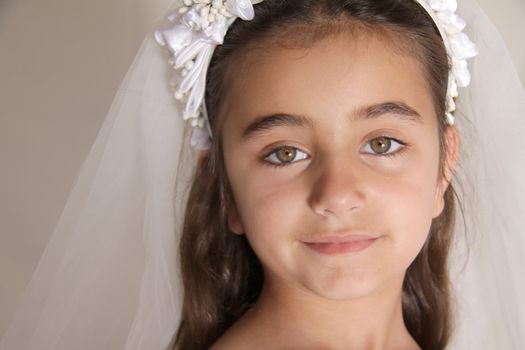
[213,20,433,135]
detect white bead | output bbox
[178,6,189,14]
[175,91,184,100]
[447,95,456,112]
[183,0,192,6]
[200,5,210,18]
[210,7,218,14]
[181,69,188,77]
[184,60,195,70]
[445,113,455,125]
[449,80,459,98]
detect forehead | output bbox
[220,32,435,134]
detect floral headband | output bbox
[155,0,478,149]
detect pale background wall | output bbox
[0,0,524,339]
[0,0,174,337]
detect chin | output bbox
[300,271,389,301]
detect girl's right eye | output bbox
[264,145,309,167]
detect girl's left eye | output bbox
[361,136,406,157]
[264,145,309,167]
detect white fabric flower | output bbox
[417,0,478,124]
[155,0,262,146]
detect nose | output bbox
[308,156,366,218]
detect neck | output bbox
[242,273,419,350]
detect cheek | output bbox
[376,161,439,263]
[232,170,306,236]
[224,143,308,236]
[226,163,311,269]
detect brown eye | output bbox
[276,146,297,163]
[265,146,309,166]
[362,136,405,157]
[370,137,392,154]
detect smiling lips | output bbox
[302,235,379,255]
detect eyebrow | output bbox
[358,102,423,123]
[241,101,423,141]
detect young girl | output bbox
[167,0,464,348]
[2,0,524,349]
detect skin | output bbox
[210,32,459,349]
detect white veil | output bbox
[448,0,525,347]
[0,34,191,349]
[1,0,524,349]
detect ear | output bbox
[432,126,460,218]
[227,204,245,235]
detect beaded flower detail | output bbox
[415,0,478,125]
[155,0,264,149]
[155,0,477,149]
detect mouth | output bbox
[301,235,380,255]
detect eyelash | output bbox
[263,146,309,168]
[262,136,408,168]
[362,136,407,159]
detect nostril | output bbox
[308,162,367,217]
[312,203,362,217]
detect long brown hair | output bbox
[174,1,458,349]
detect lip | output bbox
[302,234,380,255]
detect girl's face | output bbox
[220,33,457,300]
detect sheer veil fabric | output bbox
[448,1,525,347]
[0,34,190,349]
[1,0,524,349]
